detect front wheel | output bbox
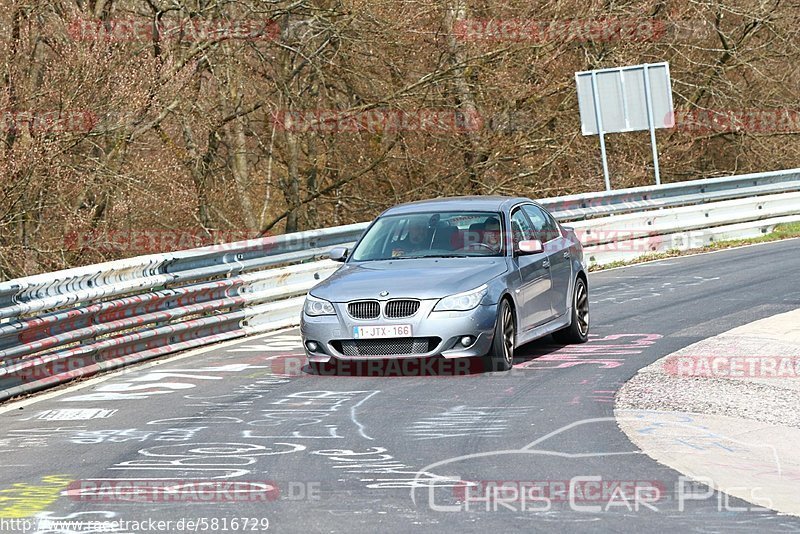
[552,277,589,344]
[482,299,514,372]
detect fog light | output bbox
[305,341,319,352]
[460,336,475,347]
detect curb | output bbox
[615,308,800,517]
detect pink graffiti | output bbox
[515,333,663,370]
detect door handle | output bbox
[542,259,550,269]
[563,251,570,259]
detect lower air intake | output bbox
[334,337,439,357]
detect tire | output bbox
[482,299,515,372]
[552,276,589,344]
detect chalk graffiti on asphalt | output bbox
[515,333,663,370]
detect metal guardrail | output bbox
[1,168,799,401]
[541,167,800,220]
[572,191,800,246]
[581,213,800,265]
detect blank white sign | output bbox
[576,62,674,135]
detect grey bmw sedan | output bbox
[300,196,589,372]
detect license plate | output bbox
[353,325,412,339]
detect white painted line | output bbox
[226,334,303,352]
[31,408,117,421]
[0,326,299,415]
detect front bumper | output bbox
[300,299,498,362]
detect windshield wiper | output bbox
[362,254,484,261]
[412,253,487,259]
[426,254,471,258]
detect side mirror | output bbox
[328,246,349,262]
[517,239,544,255]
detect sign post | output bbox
[576,62,674,190]
[589,71,611,191]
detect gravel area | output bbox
[617,309,800,429]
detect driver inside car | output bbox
[391,217,430,257]
[482,216,502,252]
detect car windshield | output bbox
[350,211,504,261]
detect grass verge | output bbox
[588,221,800,272]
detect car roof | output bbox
[380,196,533,216]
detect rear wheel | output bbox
[482,299,514,372]
[552,276,589,344]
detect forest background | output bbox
[1,0,797,279]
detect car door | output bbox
[523,204,572,319]
[510,207,554,331]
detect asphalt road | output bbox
[1,239,799,533]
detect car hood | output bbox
[310,257,509,301]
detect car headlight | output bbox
[304,295,336,316]
[434,284,488,312]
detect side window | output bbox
[522,204,560,242]
[510,208,536,248]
